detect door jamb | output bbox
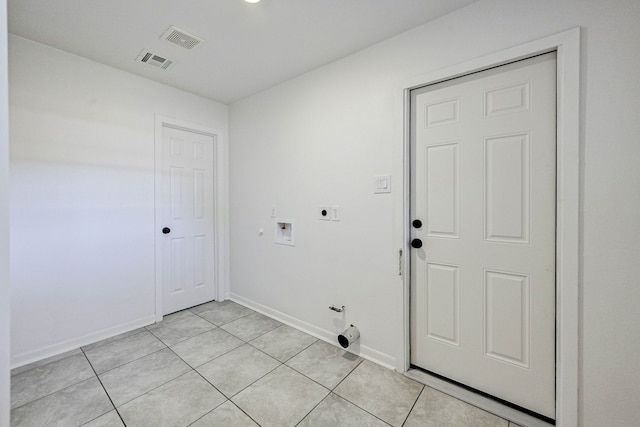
[154,115,230,322]
[397,28,580,426]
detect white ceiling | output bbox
[8,0,478,104]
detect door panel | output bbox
[410,53,556,418]
[425,143,459,238]
[162,126,216,314]
[426,262,460,346]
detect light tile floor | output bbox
[10,301,523,427]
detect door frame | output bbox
[396,28,580,426]
[154,115,230,321]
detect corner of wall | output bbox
[1,1,11,425]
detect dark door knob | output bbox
[162,227,171,234]
[412,219,423,229]
[411,238,423,249]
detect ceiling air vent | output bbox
[136,50,175,71]
[160,26,205,50]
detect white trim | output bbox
[1,0,11,423]
[154,116,230,322]
[10,315,156,369]
[395,28,580,426]
[230,293,398,370]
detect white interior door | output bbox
[161,125,216,315]
[410,53,557,418]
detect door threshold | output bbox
[404,368,554,427]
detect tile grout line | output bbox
[145,314,218,347]
[82,328,147,354]
[246,330,318,365]
[225,400,263,427]
[330,357,364,391]
[400,385,426,427]
[294,391,332,426]
[166,342,267,401]
[267,348,395,426]
[175,343,275,427]
[185,366,265,427]
[10,348,82,377]
[147,325,217,347]
[327,359,400,426]
[80,347,128,427]
[179,319,329,426]
[10,352,100,413]
[9,375,96,414]
[190,303,254,327]
[90,344,168,377]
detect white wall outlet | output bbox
[319,206,331,221]
[374,174,392,194]
[331,206,340,221]
[270,205,277,218]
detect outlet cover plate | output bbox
[319,206,331,220]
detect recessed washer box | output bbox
[274,219,295,246]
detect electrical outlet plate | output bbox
[319,206,331,221]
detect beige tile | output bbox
[119,371,226,427]
[11,377,113,427]
[298,393,389,427]
[11,353,95,409]
[404,387,509,427]
[197,301,254,326]
[232,365,329,427]
[171,328,244,368]
[334,360,423,427]
[81,328,147,352]
[147,310,215,346]
[84,330,165,374]
[221,312,281,341]
[286,340,361,389]
[82,410,125,426]
[197,344,280,397]
[11,348,83,376]
[191,401,258,427]
[250,325,317,362]
[189,299,231,315]
[99,348,190,407]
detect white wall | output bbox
[9,35,228,366]
[229,0,640,425]
[1,0,11,425]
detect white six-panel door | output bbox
[410,53,557,418]
[161,126,216,315]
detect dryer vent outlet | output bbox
[338,325,360,349]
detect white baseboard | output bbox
[230,293,397,370]
[11,314,156,369]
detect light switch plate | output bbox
[374,174,391,193]
[331,206,340,221]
